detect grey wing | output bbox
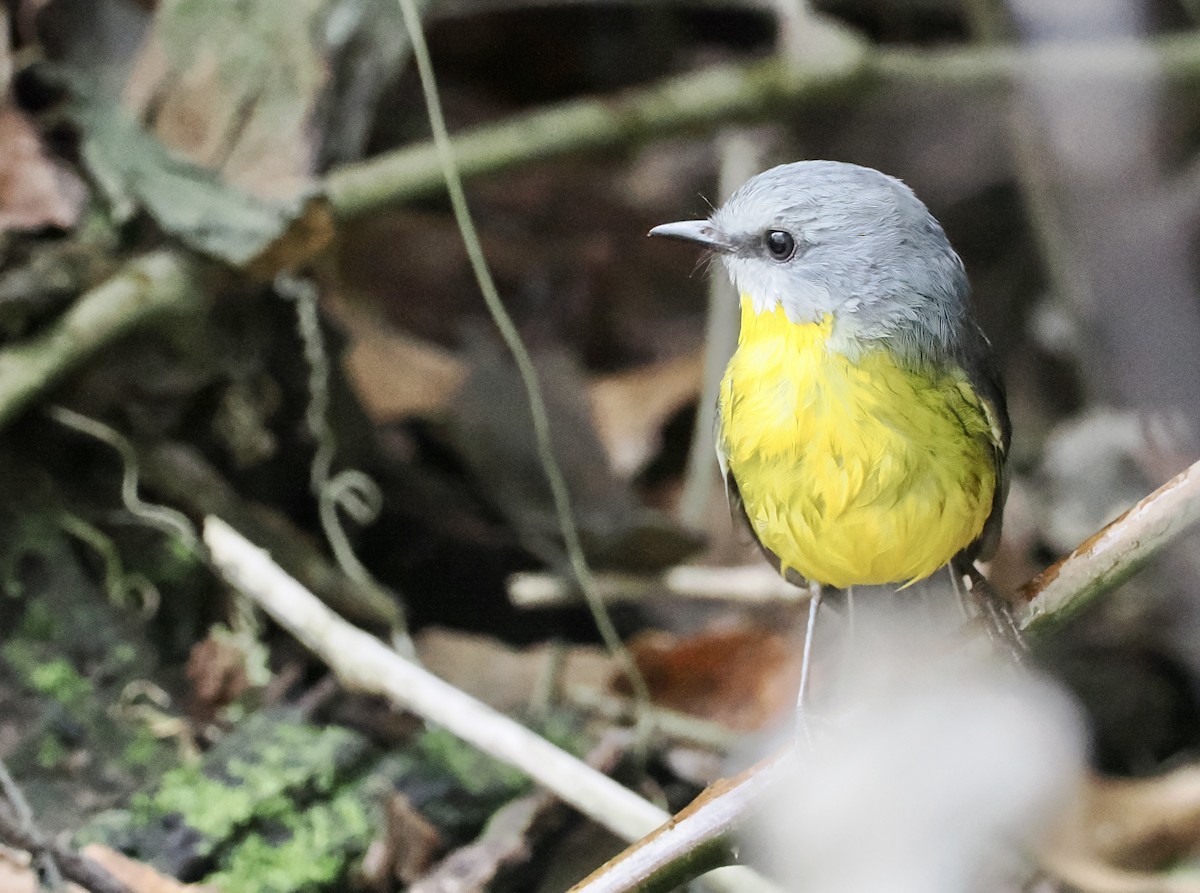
[959,322,1011,563]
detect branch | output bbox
[1018,458,1200,633]
[0,760,132,893]
[325,32,1200,217]
[0,252,204,431]
[567,753,789,893]
[325,18,866,217]
[508,564,802,609]
[201,516,779,893]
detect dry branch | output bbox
[509,564,801,608]
[567,753,788,893]
[0,799,132,893]
[325,20,865,216]
[1018,458,1200,632]
[0,252,204,431]
[325,32,1200,217]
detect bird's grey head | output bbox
[650,161,971,357]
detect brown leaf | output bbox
[123,1,327,201]
[243,196,335,282]
[360,792,443,888]
[81,845,217,893]
[342,327,468,421]
[416,627,613,715]
[0,106,86,231]
[620,625,799,731]
[185,632,251,723]
[1047,767,1200,874]
[588,350,704,477]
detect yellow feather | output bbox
[718,296,997,589]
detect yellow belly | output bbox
[718,297,996,589]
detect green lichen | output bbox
[206,791,374,893]
[132,720,365,847]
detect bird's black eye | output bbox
[764,230,796,261]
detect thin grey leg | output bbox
[796,583,823,746]
[948,562,973,619]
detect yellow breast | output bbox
[718,296,997,589]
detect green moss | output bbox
[16,598,57,640]
[29,658,92,708]
[36,734,70,770]
[132,721,364,845]
[136,764,281,843]
[207,792,374,893]
[110,643,138,670]
[121,725,165,769]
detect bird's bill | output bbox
[648,220,733,252]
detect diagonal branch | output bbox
[201,516,781,893]
[1017,458,1200,632]
[0,252,205,431]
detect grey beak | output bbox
[648,219,733,252]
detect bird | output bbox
[650,160,1012,717]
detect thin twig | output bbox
[45,406,200,551]
[0,760,130,893]
[273,273,412,652]
[201,516,778,893]
[141,441,404,630]
[0,761,34,832]
[508,564,801,608]
[568,686,740,753]
[389,0,652,713]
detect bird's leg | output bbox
[952,558,1027,660]
[947,562,973,619]
[796,582,823,746]
[844,585,855,642]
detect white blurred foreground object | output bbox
[746,603,1087,893]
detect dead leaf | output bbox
[64,0,355,273]
[0,848,35,893]
[342,327,468,421]
[186,632,251,723]
[123,0,328,201]
[81,844,217,893]
[450,341,700,571]
[1047,767,1200,873]
[76,99,324,270]
[619,625,799,731]
[588,350,704,477]
[361,792,443,888]
[0,106,86,231]
[416,627,613,715]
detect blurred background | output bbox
[2,0,1200,890]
